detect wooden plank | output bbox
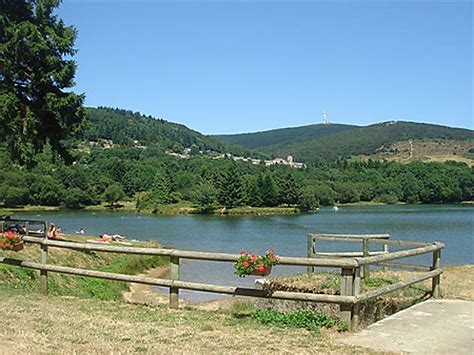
[432,250,441,298]
[357,243,444,266]
[357,268,444,302]
[382,244,389,271]
[369,239,432,247]
[314,251,386,257]
[362,239,369,279]
[376,261,431,272]
[0,257,357,304]
[170,256,179,309]
[40,243,48,295]
[0,218,47,225]
[23,236,358,268]
[307,235,314,273]
[340,268,354,330]
[309,233,390,240]
[307,236,362,243]
[352,268,361,332]
[0,257,356,304]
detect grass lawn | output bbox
[0,289,373,354]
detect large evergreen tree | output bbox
[0,0,85,166]
[280,173,301,206]
[216,164,243,208]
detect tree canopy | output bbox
[0,0,85,166]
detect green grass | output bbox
[0,288,372,354]
[0,241,168,301]
[252,309,339,332]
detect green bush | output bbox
[252,309,336,332]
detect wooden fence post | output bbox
[40,241,48,295]
[351,267,361,332]
[432,249,441,298]
[382,243,389,271]
[340,267,359,332]
[362,239,369,279]
[170,256,180,309]
[307,235,315,274]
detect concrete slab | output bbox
[338,299,474,354]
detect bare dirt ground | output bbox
[122,265,240,312]
[358,139,474,165]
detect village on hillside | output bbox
[166,148,306,169]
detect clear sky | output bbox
[58,0,472,134]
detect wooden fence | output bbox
[0,220,444,332]
[307,233,390,278]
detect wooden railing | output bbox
[307,233,390,278]
[0,221,444,332]
[307,233,444,330]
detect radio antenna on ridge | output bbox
[322,109,329,125]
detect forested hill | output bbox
[82,107,224,152]
[213,121,473,163]
[212,123,357,150]
[81,107,265,158]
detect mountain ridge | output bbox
[212,120,473,163]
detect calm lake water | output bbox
[11,205,473,302]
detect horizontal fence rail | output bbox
[23,236,359,268]
[357,268,444,302]
[355,243,444,265]
[306,233,444,331]
[0,220,445,333]
[0,256,357,304]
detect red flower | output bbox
[251,254,257,262]
[240,251,245,255]
[268,248,276,254]
[242,261,250,267]
[258,265,265,271]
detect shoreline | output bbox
[122,265,176,306]
[2,201,473,217]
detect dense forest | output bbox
[213,123,357,150]
[80,107,268,159]
[0,142,471,212]
[214,121,474,163]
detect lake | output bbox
[11,205,473,302]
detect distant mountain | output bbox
[212,123,357,151]
[212,121,474,163]
[81,107,267,158]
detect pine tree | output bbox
[0,0,85,166]
[281,173,301,206]
[260,174,278,207]
[216,164,243,208]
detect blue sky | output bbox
[58,1,472,134]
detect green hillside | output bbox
[213,121,473,163]
[82,107,225,152]
[212,123,357,150]
[81,107,266,158]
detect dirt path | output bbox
[122,265,183,306]
[123,266,242,311]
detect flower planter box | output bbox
[250,266,272,277]
[11,243,24,252]
[3,243,23,251]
